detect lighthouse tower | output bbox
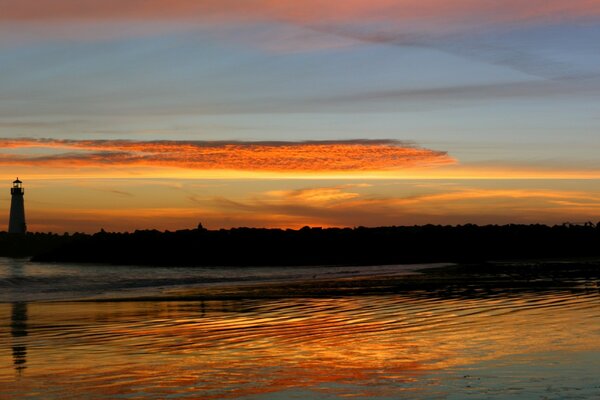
[8,178,26,234]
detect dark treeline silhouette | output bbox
[3,223,598,266]
[0,232,76,258]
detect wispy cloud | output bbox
[0,138,454,172]
[3,1,596,82]
[265,184,369,204]
[299,77,600,110]
[306,25,588,79]
[208,185,600,227]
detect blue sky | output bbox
[1,1,599,231]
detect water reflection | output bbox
[5,258,28,376]
[11,302,28,375]
[1,289,600,399]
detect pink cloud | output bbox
[1,0,598,24]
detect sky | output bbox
[1,0,600,232]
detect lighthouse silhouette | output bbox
[9,178,26,234]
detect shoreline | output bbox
[3,257,599,304]
[78,259,600,302]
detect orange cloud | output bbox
[1,1,598,24]
[266,185,368,204]
[0,138,454,172]
[211,185,600,228]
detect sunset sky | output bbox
[1,0,600,232]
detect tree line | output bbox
[0,223,598,266]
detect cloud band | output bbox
[0,138,454,172]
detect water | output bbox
[1,258,600,399]
[0,258,427,302]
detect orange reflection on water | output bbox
[1,292,600,398]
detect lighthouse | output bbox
[8,178,26,234]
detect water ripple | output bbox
[1,260,600,398]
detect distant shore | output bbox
[1,224,600,268]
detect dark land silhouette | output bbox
[1,223,599,266]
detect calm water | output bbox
[1,258,600,399]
